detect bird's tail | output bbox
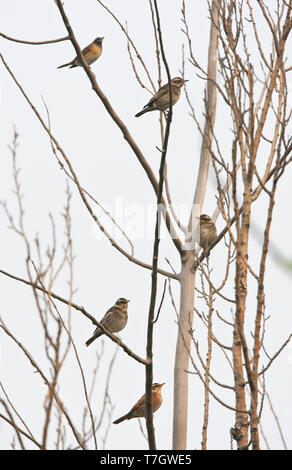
[85,330,102,347]
[135,107,150,118]
[113,413,130,425]
[57,61,74,69]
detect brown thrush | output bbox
[199,214,217,252]
[85,298,129,346]
[135,77,187,117]
[113,383,165,424]
[58,37,104,69]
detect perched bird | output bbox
[113,383,165,425]
[135,77,188,117]
[199,214,217,252]
[85,298,130,347]
[57,37,104,69]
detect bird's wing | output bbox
[90,306,114,334]
[99,306,118,326]
[144,83,170,108]
[128,392,146,414]
[81,43,94,57]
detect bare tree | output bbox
[0,0,291,450]
[0,131,117,449]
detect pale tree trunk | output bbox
[232,327,249,449]
[173,253,196,450]
[172,0,220,450]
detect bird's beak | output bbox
[184,79,189,83]
[160,383,165,388]
[127,300,130,303]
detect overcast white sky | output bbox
[0,0,291,450]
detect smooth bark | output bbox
[172,0,220,449]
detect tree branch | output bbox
[0,32,69,45]
[0,53,178,281]
[54,0,183,254]
[0,268,149,366]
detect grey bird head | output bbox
[171,77,188,87]
[200,214,212,223]
[200,214,211,222]
[94,37,104,44]
[115,298,130,306]
[153,383,165,390]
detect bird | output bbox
[85,298,130,347]
[57,37,104,69]
[113,383,165,425]
[135,77,188,117]
[199,214,217,252]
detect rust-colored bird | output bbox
[113,383,165,424]
[57,37,104,69]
